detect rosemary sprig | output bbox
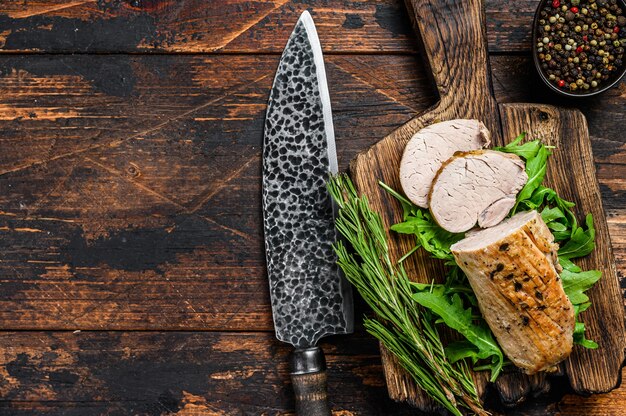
[327,174,488,416]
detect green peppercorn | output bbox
[591,80,598,87]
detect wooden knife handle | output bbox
[290,347,331,416]
[405,0,500,133]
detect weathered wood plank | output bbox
[0,330,417,415]
[0,330,623,415]
[0,54,421,330]
[0,54,623,332]
[0,0,538,53]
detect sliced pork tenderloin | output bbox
[451,210,574,374]
[429,150,528,233]
[399,119,491,208]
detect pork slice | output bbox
[429,150,528,233]
[399,119,491,208]
[451,211,575,374]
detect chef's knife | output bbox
[262,10,354,416]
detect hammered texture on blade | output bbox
[262,16,350,348]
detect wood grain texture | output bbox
[0,331,417,415]
[0,55,622,331]
[0,54,422,331]
[0,1,623,412]
[0,330,623,416]
[0,0,539,54]
[349,0,625,411]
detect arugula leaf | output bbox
[514,144,551,210]
[559,257,581,273]
[381,181,464,264]
[559,214,596,259]
[561,268,602,306]
[412,288,504,381]
[574,321,599,349]
[560,265,601,349]
[494,132,541,159]
[391,209,464,263]
[541,206,566,223]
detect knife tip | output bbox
[298,9,313,25]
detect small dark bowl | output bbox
[532,0,626,98]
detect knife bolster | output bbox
[290,347,331,416]
[291,346,326,374]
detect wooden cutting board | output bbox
[349,0,626,411]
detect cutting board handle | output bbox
[405,0,499,122]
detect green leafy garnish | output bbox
[380,182,464,265]
[559,214,596,260]
[561,268,601,305]
[513,144,551,209]
[561,268,601,350]
[412,286,504,381]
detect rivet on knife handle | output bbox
[290,347,331,416]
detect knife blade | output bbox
[262,10,353,416]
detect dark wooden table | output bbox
[0,1,623,415]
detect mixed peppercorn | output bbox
[536,0,626,92]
